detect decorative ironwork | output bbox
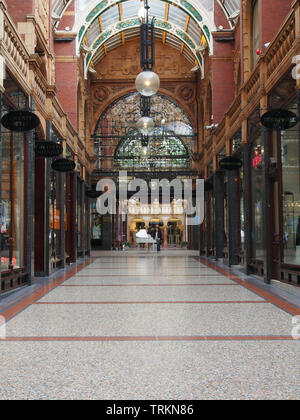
[51,158,75,172]
[34,141,63,158]
[93,92,195,171]
[1,110,40,132]
[114,127,190,170]
[140,0,155,71]
[141,95,151,117]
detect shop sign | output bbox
[86,189,101,198]
[1,111,40,132]
[34,141,63,158]
[261,109,299,131]
[51,158,75,172]
[219,156,243,170]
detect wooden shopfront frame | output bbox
[0,82,31,293]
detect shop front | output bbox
[0,75,33,293]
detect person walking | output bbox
[152,224,162,251]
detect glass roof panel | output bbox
[100,5,119,29]
[122,0,139,20]
[86,18,101,45]
[148,0,166,21]
[168,4,189,29]
[187,17,202,46]
[53,0,69,16]
[221,0,240,15]
[71,0,222,71]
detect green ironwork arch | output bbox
[78,0,213,52]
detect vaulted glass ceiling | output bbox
[53,1,240,77]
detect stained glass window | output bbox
[94,92,195,171]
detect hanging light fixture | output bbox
[135,0,160,97]
[137,87,154,135]
[135,71,160,97]
[140,134,149,156]
[137,116,155,135]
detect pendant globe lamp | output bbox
[137,116,155,135]
[137,89,154,135]
[135,0,160,97]
[135,70,160,97]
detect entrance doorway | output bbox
[167,219,183,246]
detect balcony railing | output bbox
[206,0,299,167]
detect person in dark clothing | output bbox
[152,225,163,251]
[296,216,300,246]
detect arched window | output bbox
[94,92,195,172]
[114,127,190,170]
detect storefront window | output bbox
[281,112,300,264]
[251,137,265,262]
[1,130,25,272]
[91,202,102,247]
[49,170,62,264]
[223,173,228,248]
[240,168,245,251]
[77,179,82,252]
[209,192,215,253]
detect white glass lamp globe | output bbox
[142,146,148,156]
[137,116,155,135]
[135,70,160,96]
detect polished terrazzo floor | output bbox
[0,253,299,400]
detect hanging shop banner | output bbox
[261,109,299,131]
[34,141,63,158]
[52,158,75,172]
[219,156,243,171]
[1,110,40,132]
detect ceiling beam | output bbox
[162,3,170,45]
[180,16,190,54]
[98,16,103,32]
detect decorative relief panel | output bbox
[94,39,195,80]
[35,0,50,40]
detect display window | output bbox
[250,137,265,262]
[281,107,300,265]
[0,92,26,275]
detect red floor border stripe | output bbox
[34,300,267,305]
[1,335,295,342]
[58,283,237,287]
[0,259,94,323]
[196,257,300,316]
